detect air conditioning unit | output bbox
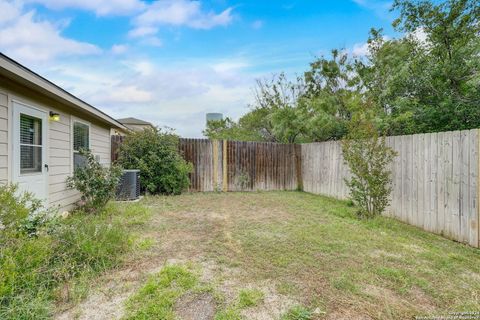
[116,169,141,201]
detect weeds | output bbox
[123,265,197,320]
[238,288,264,308]
[0,202,151,319]
[281,305,313,320]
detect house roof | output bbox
[0,53,127,131]
[117,117,153,126]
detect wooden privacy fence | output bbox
[111,137,301,192]
[110,131,479,247]
[179,139,302,192]
[111,135,124,163]
[302,130,480,248]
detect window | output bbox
[73,121,90,168]
[73,121,89,152]
[20,114,43,174]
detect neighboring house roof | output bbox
[0,53,127,131]
[117,117,154,126]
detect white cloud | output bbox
[25,0,145,16]
[132,0,234,37]
[0,2,100,63]
[351,42,369,56]
[128,26,158,38]
[0,1,260,137]
[129,60,155,76]
[40,56,256,137]
[349,34,391,57]
[409,27,428,44]
[91,85,153,104]
[139,36,163,47]
[252,20,263,29]
[0,0,20,24]
[212,60,250,73]
[111,44,128,55]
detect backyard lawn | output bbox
[58,192,480,320]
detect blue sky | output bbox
[0,0,396,137]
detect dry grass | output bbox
[62,192,480,319]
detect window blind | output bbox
[73,122,89,151]
[20,114,42,174]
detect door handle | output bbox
[44,164,49,172]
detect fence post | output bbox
[223,140,228,192]
[478,129,480,248]
[295,144,303,191]
[212,140,218,189]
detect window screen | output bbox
[73,122,89,152]
[20,114,42,174]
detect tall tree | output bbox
[300,49,363,141]
[391,0,480,132]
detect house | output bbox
[0,53,127,211]
[117,117,155,132]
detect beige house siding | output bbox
[0,83,112,211]
[91,124,111,166]
[0,92,7,184]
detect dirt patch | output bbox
[362,284,436,317]
[461,270,480,282]
[55,257,168,320]
[240,282,297,320]
[175,293,216,320]
[56,291,132,320]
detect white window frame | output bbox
[71,117,91,173]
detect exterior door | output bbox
[12,101,48,202]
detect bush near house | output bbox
[118,127,192,195]
[0,184,57,237]
[0,184,151,319]
[66,149,123,213]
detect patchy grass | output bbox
[214,307,242,320]
[139,192,480,319]
[62,192,480,319]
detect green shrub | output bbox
[0,184,42,233]
[118,128,192,195]
[67,149,122,213]
[0,184,57,237]
[342,114,396,219]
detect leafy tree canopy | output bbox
[204,0,480,142]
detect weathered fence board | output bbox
[301,129,479,247]
[111,135,124,163]
[179,139,300,192]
